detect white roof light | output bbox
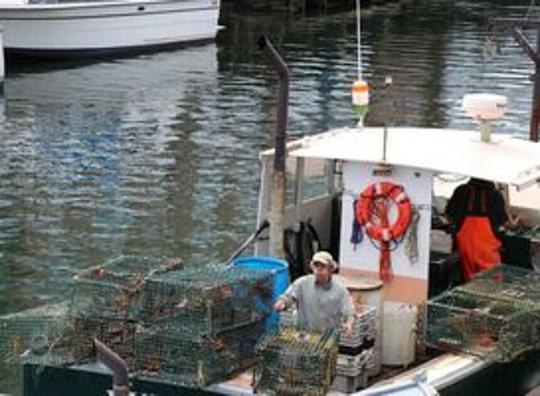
[462,93,507,121]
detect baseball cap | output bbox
[311,251,337,270]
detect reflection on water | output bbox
[0,0,537,360]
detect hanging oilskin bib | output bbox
[355,182,413,281]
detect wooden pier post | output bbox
[495,18,540,142]
[259,37,289,258]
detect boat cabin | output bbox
[257,126,540,301]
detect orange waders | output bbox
[456,216,501,282]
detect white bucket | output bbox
[381,301,417,366]
[334,275,383,309]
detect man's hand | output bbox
[505,213,524,231]
[342,316,355,336]
[273,299,287,312]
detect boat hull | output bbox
[0,0,220,56]
[19,349,540,396]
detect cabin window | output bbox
[285,158,334,205]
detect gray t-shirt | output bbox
[280,275,355,332]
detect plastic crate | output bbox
[332,372,367,393]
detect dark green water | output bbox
[0,0,537,390]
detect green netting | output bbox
[140,264,274,335]
[135,321,265,387]
[0,303,74,394]
[0,303,74,364]
[71,255,183,320]
[426,290,540,362]
[502,225,540,241]
[253,328,338,396]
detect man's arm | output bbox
[341,292,356,335]
[444,185,466,221]
[492,189,523,230]
[273,278,303,312]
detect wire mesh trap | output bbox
[135,321,265,387]
[426,289,540,362]
[71,255,184,320]
[72,317,136,367]
[254,328,339,395]
[455,264,540,310]
[0,303,75,393]
[139,264,274,334]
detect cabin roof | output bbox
[262,127,540,188]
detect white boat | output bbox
[0,0,220,56]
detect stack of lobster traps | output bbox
[0,256,275,390]
[254,328,338,395]
[134,263,274,386]
[69,255,184,366]
[426,265,540,362]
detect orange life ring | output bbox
[355,182,412,242]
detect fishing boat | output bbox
[10,37,540,395]
[0,0,220,57]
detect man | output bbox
[273,251,355,334]
[445,178,520,282]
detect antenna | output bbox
[356,0,362,81]
[351,0,369,128]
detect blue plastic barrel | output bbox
[233,256,290,331]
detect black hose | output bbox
[226,220,270,265]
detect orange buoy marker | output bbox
[352,80,369,127]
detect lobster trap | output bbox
[253,328,338,396]
[0,303,74,367]
[455,265,540,310]
[71,255,183,320]
[72,316,136,367]
[135,321,265,387]
[426,289,540,362]
[139,264,273,334]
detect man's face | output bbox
[312,263,332,283]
